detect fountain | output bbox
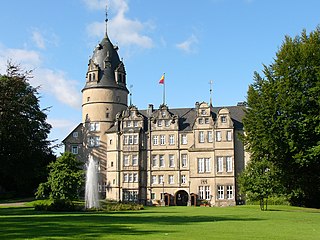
[85,155,100,209]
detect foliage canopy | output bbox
[241,27,320,208]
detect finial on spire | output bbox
[209,80,213,106]
[105,2,108,37]
[129,85,133,106]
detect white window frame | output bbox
[227,130,232,141]
[205,158,211,173]
[157,120,162,127]
[169,134,175,145]
[89,122,100,132]
[198,158,205,173]
[160,135,166,145]
[72,132,78,138]
[199,186,205,199]
[207,131,213,143]
[159,155,165,167]
[181,175,186,184]
[165,120,170,127]
[123,155,129,166]
[152,155,157,167]
[216,131,222,142]
[169,154,175,167]
[181,134,187,145]
[181,154,187,168]
[132,155,138,166]
[159,175,164,184]
[217,157,223,172]
[168,175,174,184]
[151,175,157,184]
[71,145,78,154]
[226,156,233,172]
[133,173,138,182]
[227,185,233,199]
[123,173,128,182]
[153,135,158,145]
[133,135,138,144]
[218,185,224,199]
[199,131,205,143]
[205,186,211,200]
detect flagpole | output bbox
[163,73,166,105]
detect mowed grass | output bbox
[0,204,319,240]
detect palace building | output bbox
[63,13,249,207]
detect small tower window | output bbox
[92,73,95,81]
[87,97,90,102]
[89,74,92,81]
[106,112,110,118]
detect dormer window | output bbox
[158,120,162,127]
[162,111,166,117]
[89,74,92,81]
[221,116,227,123]
[205,118,209,124]
[165,120,170,127]
[92,73,95,81]
[198,118,204,124]
[201,110,206,115]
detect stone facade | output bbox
[63,15,248,207]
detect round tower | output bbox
[82,11,128,150]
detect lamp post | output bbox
[162,181,165,206]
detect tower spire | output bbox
[105,3,108,37]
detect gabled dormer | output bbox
[151,104,178,130]
[194,102,214,129]
[122,105,144,129]
[216,108,234,129]
[86,59,99,83]
[115,62,126,87]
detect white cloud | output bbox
[48,118,78,130]
[176,34,199,54]
[0,43,81,109]
[82,0,106,10]
[32,30,46,49]
[34,68,81,109]
[85,0,154,49]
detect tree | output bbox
[241,27,320,208]
[36,152,84,201]
[0,63,55,196]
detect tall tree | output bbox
[0,63,54,196]
[242,27,320,208]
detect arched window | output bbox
[89,74,92,81]
[92,73,95,81]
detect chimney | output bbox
[147,104,154,116]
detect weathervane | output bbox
[209,80,213,106]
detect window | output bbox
[159,175,164,184]
[205,158,211,172]
[201,109,206,115]
[151,193,155,199]
[106,112,110,118]
[218,185,224,199]
[152,155,157,167]
[198,158,210,173]
[199,186,204,199]
[123,173,128,182]
[88,136,100,147]
[227,185,233,199]
[207,131,213,142]
[198,158,204,173]
[181,134,187,145]
[205,118,209,124]
[124,155,130,166]
[205,186,211,200]
[159,155,164,167]
[181,175,186,184]
[133,135,138,144]
[87,97,90,102]
[227,131,232,141]
[169,154,175,167]
[127,121,132,127]
[123,190,138,202]
[132,155,138,166]
[128,173,133,182]
[128,135,133,145]
[169,135,175,145]
[226,156,232,172]
[181,154,187,168]
[153,135,158,145]
[157,120,162,127]
[221,115,227,123]
[134,121,138,127]
[199,131,205,143]
[151,175,157,184]
[133,173,138,182]
[111,161,114,167]
[217,157,223,172]
[89,122,100,131]
[216,131,222,142]
[72,132,78,138]
[160,135,166,145]
[165,120,170,127]
[198,118,204,124]
[168,175,174,184]
[123,135,128,145]
[71,145,78,154]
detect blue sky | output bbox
[1,0,319,154]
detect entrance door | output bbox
[175,190,189,206]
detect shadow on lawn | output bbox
[0,207,262,239]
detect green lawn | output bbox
[0,204,319,239]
